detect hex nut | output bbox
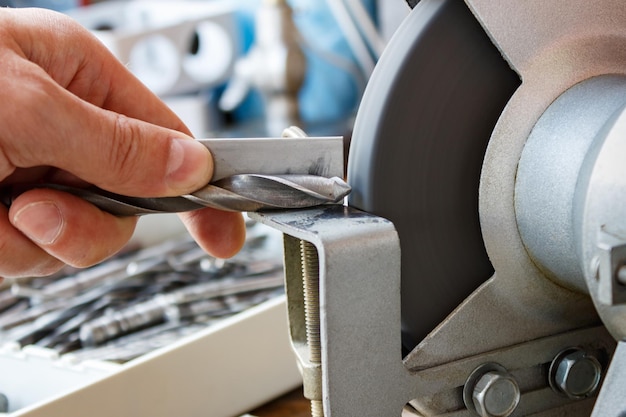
[472,370,520,417]
[553,349,602,399]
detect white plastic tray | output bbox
[1,215,302,417]
[1,296,301,417]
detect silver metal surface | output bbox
[470,0,626,356]
[253,206,408,416]
[508,66,626,343]
[515,76,626,293]
[463,3,626,413]
[401,0,626,376]
[577,104,626,340]
[198,137,344,181]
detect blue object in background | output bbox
[294,0,364,123]
[0,0,80,10]
[4,0,377,127]
[232,0,377,125]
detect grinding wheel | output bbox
[347,0,520,353]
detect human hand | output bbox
[0,8,246,278]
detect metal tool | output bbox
[14,174,350,216]
[248,1,626,416]
[79,273,284,346]
[0,136,349,215]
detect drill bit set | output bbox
[0,221,284,363]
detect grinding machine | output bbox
[250,0,626,416]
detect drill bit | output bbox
[188,174,351,212]
[3,174,350,216]
[79,272,284,346]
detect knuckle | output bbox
[0,68,64,168]
[108,113,142,187]
[0,147,15,181]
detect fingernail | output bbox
[166,139,213,191]
[12,201,64,245]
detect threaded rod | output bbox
[300,240,323,416]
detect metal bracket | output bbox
[252,206,413,415]
[252,206,616,417]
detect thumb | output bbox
[3,71,213,197]
[79,111,214,197]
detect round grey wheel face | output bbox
[347,0,520,353]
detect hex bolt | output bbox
[464,364,520,417]
[300,240,323,417]
[472,371,520,417]
[551,349,602,399]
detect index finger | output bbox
[5,8,191,135]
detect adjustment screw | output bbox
[552,349,602,399]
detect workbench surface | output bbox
[250,388,310,417]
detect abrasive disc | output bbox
[348,0,520,353]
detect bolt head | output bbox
[554,350,602,398]
[472,371,520,417]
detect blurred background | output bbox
[0,0,409,138]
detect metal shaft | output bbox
[4,174,350,216]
